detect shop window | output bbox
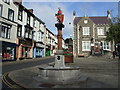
[2,46,14,60]
[3,0,10,4]
[22,47,30,58]
[17,25,22,37]
[8,8,14,21]
[1,25,11,39]
[18,7,23,21]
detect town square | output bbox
[0,0,120,89]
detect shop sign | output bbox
[19,39,32,46]
[36,43,44,48]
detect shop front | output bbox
[17,38,33,60]
[33,42,44,58]
[45,45,51,56]
[2,41,16,61]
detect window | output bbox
[32,31,36,40]
[18,7,23,21]
[3,0,10,4]
[25,27,29,38]
[103,41,110,50]
[1,24,11,39]
[39,22,42,30]
[8,9,14,21]
[33,19,36,27]
[82,41,90,51]
[27,15,30,25]
[17,25,22,37]
[97,27,104,35]
[24,27,33,39]
[0,4,3,17]
[83,27,90,35]
[0,23,2,37]
[38,32,41,41]
[84,20,88,24]
[41,32,44,42]
[2,46,15,60]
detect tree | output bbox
[106,17,120,44]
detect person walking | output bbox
[112,51,116,59]
[117,42,120,60]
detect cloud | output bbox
[23,2,73,39]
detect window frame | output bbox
[82,27,90,35]
[0,4,3,17]
[32,31,36,40]
[33,18,36,27]
[97,27,104,35]
[102,41,110,50]
[27,15,30,25]
[8,8,14,21]
[1,24,11,39]
[18,7,23,21]
[82,41,91,51]
[17,25,22,37]
[2,0,10,4]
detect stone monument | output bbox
[36,8,82,85]
[54,8,65,68]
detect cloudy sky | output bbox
[23,1,118,39]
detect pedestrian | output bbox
[117,42,120,60]
[112,51,116,59]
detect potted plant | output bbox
[64,49,73,63]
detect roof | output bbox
[74,16,111,25]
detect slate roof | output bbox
[74,16,111,25]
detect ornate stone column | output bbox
[55,23,64,50]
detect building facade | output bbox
[45,28,58,56]
[0,0,64,61]
[33,18,46,58]
[73,11,114,57]
[15,2,35,60]
[0,0,18,61]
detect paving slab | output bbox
[8,56,118,88]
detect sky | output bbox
[23,1,119,39]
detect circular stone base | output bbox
[36,67,85,84]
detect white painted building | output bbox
[0,0,18,61]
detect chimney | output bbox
[107,10,111,18]
[13,0,22,4]
[28,9,33,13]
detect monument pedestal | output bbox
[54,50,65,68]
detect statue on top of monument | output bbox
[55,8,64,23]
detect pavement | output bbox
[3,55,119,88]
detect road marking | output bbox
[2,73,13,88]
[2,72,17,88]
